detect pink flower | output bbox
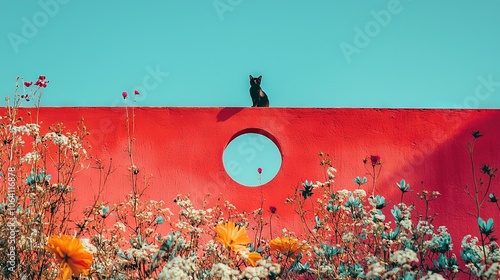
[24,81,32,87]
[134,89,140,95]
[370,155,381,166]
[257,167,262,174]
[122,91,128,99]
[269,206,277,214]
[34,75,48,88]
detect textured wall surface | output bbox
[6,107,500,253]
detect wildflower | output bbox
[35,75,48,87]
[390,249,419,265]
[382,226,401,240]
[269,205,277,214]
[480,164,497,176]
[24,81,32,87]
[397,179,410,192]
[99,205,109,217]
[391,205,403,223]
[345,193,362,209]
[353,176,368,186]
[122,91,128,99]
[134,89,140,95]
[257,167,262,174]
[269,236,310,258]
[370,155,381,166]
[299,180,314,200]
[239,250,262,266]
[45,235,93,280]
[155,215,165,224]
[370,195,387,209]
[353,189,367,200]
[489,193,498,203]
[478,217,494,236]
[215,221,250,252]
[327,166,336,179]
[471,130,483,138]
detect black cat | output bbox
[249,75,269,107]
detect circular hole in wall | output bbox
[223,131,282,187]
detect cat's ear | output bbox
[249,75,253,80]
[258,75,262,80]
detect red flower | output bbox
[134,89,140,95]
[34,75,48,87]
[370,155,381,166]
[24,81,32,87]
[122,91,128,99]
[269,206,277,214]
[257,167,262,174]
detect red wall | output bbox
[7,107,500,252]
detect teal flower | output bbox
[345,194,362,209]
[291,261,310,275]
[299,180,314,200]
[433,254,456,270]
[391,205,403,223]
[314,216,322,231]
[370,195,387,209]
[382,226,400,240]
[353,176,367,186]
[489,193,498,203]
[402,272,416,280]
[339,263,364,279]
[99,205,109,217]
[478,217,494,236]
[155,215,165,225]
[397,179,410,193]
[319,243,343,259]
[26,169,51,186]
[461,247,481,264]
[429,232,452,253]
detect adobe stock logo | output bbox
[339,0,408,63]
[7,0,71,54]
[385,74,499,186]
[213,0,243,21]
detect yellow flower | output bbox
[269,236,310,258]
[215,221,251,252]
[245,251,262,266]
[45,235,93,280]
[239,249,263,267]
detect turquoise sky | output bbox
[1,0,499,108]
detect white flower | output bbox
[43,132,69,145]
[335,189,350,202]
[420,271,445,279]
[114,222,126,232]
[80,238,97,254]
[353,189,367,200]
[366,260,386,278]
[390,249,419,265]
[209,263,239,280]
[158,256,198,280]
[21,151,41,164]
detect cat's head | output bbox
[249,75,262,87]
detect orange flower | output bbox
[269,236,310,258]
[215,221,251,252]
[45,235,93,280]
[240,249,263,267]
[246,251,262,266]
